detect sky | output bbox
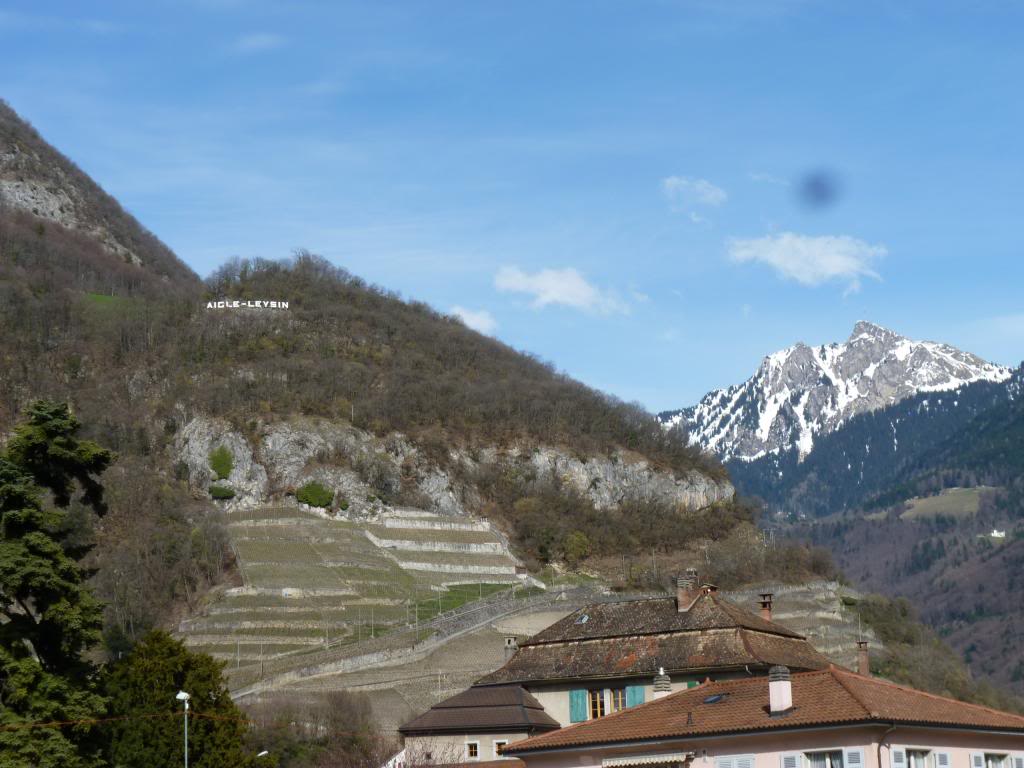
[3,1,1024,411]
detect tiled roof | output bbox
[399,685,560,736]
[476,593,830,685]
[506,668,1024,754]
[477,629,830,685]
[522,594,803,645]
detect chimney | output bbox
[768,665,793,714]
[504,636,518,661]
[653,667,673,699]
[759,593,773,622]
[856,640,870,676]
[676,569,700,612]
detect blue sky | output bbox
[3,1,1024,411]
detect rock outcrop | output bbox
[173,416,733,515]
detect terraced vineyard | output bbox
[182,505,530,665]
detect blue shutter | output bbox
[569,689,587,722]
[625,685,645,707]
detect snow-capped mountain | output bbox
[660,321,1012,461]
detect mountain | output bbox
[1,101,1020,724]
[728,366,1023,517]
[660,321,1010,462]
[0,100,197,286]
[0,102,739,658]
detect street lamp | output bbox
[176,691,190,768]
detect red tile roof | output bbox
[477,594,830,685]
[506,668,1024,754]
[523,594,804,645]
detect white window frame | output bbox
[803,749,846,768]
[465,741,480,761]
[718,754,757,768]
[493,740,508,759]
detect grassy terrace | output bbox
[182,504,527,662]
[365,524,500,545]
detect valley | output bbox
[1,95,1023,767]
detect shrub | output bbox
[297,481,334,508]
[209,445,233,480]
[209,484,235,500]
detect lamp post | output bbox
[176,690,191,768]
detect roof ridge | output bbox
[827,667,875,718]
[710,594,806,639]
[831,668,1024,723]
[738,628,761,662]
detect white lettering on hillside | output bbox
[204,300,290,310]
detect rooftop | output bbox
[522,594,803,646]
[476,592,830,685]
[399,685,560,736]
[506,668,1024,754]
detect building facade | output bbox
[401,572,834,763]
[505,667,1024,768]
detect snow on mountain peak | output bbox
[659,322,1011,462]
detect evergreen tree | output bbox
[104,631,253,768]
[0,401,113,767]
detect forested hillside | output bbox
[1,100,1017,720]
[0,103,736,652]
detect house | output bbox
[504,665,1024,768]
[473,574,832,726]
[400,685,559,765]
[400,571,833,763]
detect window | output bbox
[784,748,863,768]
[588,688,606,719]
[494,741,508,758]
[610,688,627,712]
[805,751,844,768]
[907,751,930,768]
[465,742,479,760]
[717,754,755,768]
[986,755,1007,768]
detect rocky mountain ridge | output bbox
[174,416,734,516]
[0,100,196,284]
[660,321,1010,461]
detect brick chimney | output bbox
[759,593,773,622]
[653,667,673,699]
[676,568,700,612]
[856,640,870,676]
[768,665,793,714]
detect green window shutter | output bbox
[569,689,587,722]
[625,685,645,707]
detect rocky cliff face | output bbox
[174,416,733,515]
[660,321,1010,462]
[0,100,195,283]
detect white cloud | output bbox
[662,176,728,213]
[495,266,628,315]
[451,305,497,335]
[231,32,287,54]
[727,232,886,293]
[749,171,790,187]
